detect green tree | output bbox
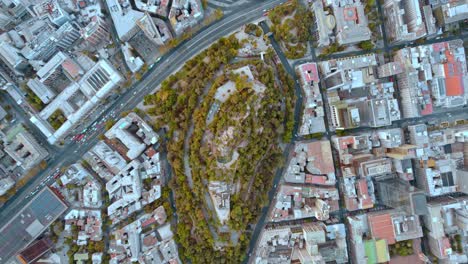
[358,40,374,51]
[105,120,116,131]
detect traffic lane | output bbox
[82,0,284,130]
[0,156,66,218]
[10,0,280,207]
[124,4,281,106]
[0,0,284,226]
[246,22,305,261]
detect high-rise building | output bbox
[391,40,467,118]
[0,41,28,73]
[383,0,427,43]
[18,19,80,61]
[423,196,468,261]
[329,98,400,130]
[53,21,81,50]
[32,0,70,26]
[0,0,28,29]
[136,13,165,46]
[433,1,468,26]
[332,0,371,45]
[376,177,428,215]
[20,26,58,61]
[81,16,109,46]
[0,9,13,29]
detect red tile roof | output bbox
[357,179,368,196]
[368,212,396,244]
[444,49,464,96]
[17,238,53,264]
[338,137,355,150]
[420,89,433,116]
[145,147,157,158]
[357,179,373,209]
[143,234,158,247]
[62,59,81,79]
[432,42,445,52]
[141,217,157,228]
[345,197,359,211]
[305,141,334,176]
[389,253,424,264]
[344,7,358,21]
[300,63,319,83]
[361,197,373,209]
[306,174,327,185]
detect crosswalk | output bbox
[208,0,251,12]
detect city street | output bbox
[247,4,468,263]
[0,0,467,262]
[0,0,287,231]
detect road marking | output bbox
[186,0,280,50]
[0,0,284,226]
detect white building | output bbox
[30,59,122,144]
[105,112,158,160]
[0,177,14,196]
[106,160,143,217]
[106,0,143,41]
[83,180,102,208]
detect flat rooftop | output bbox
[0,187,68,263]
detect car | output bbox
[440,121,449,128]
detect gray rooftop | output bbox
[0,187,68,263]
